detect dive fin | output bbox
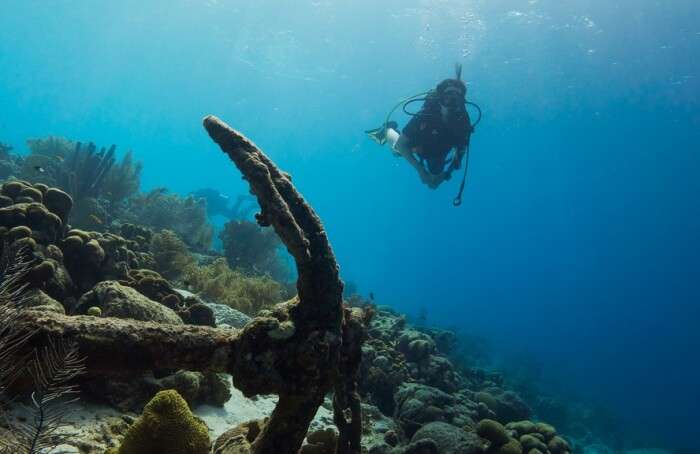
[365,125,388,145]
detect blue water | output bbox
[1,1,698,451]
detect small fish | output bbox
[34,166,45,173]
[89,214,103,225]
[369,292,375,301]
[55,156,64,162]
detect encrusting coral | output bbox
[107,389,210,454]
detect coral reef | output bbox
[220,219,290,281]
[476,419,511,446]
[75,280,184,324]
[108,389,210,454]
[20,137,142,230]
[2,118,589,454]
[0,245,87,454]
[0,179,216,330]
[0,180,79,310]
[121,268,215,326]
[213,419,267,454]
[350,305,574,454]
[182,257,286,316]
[125,188,213,251]
[207,301,253,328]
[61,228,156,296]
[11,115,364,454]
[0,142,21,180]
[101,150,142,206]
[84,369,231,415]
[394,383,477,437]
[504,421,571,454]
[410,421,484,454]
[149,229,195,280]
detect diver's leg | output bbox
[392,135,433,187]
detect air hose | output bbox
[453,101,482,207]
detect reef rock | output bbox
[411,422,484,454]
[367,307,408,342]
[397,329,437,362]
[156,370,232,408]
[61,229,155,294]
[394,383,477,437]
[207,302,252,328]
[76,281,183,325]
[473,388,531,424]
[361,336,411,415]
[213,419,266,454]
[23,288,66,314]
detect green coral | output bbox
[183,258,285,316]
[150,229,195,280]
[534,422,557,441]
[492,439,522,454]
[475,391,499,412]
[547,435,571,454]
[475,418,510,446]
[111,389,210,454]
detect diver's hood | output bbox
[437,63,467,99]
[438,79,467,111]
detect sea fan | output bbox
[3,339,86,453]
[0,244,86,453]
[0,244,34,400]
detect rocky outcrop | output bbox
[207,302,253,328]
[75,281,183,325]
[411,422,484,454]
[394,383,477,438]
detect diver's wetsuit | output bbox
[402,91,472,175]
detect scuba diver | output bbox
[366,63,481,206]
